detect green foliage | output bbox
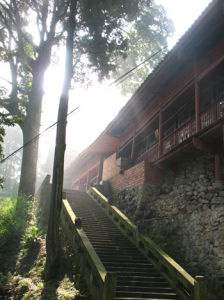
[0,272,6,290]
[0,113,21,188]
[0,195,29,247]
[0,126,22,194]
[0,0,174,196]
[112,0,174,95]
[0,197,17,246]
[21,226,42,248]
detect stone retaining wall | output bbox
[115,153,224,277]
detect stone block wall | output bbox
[115,152,224,277]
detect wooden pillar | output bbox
[131,132,136,162]
[86,172,91,191]
[222,125,224,150]
[194,276,207,300]
[98,154,104,183]
[195,81,201,132]
[78,179,81,191]
[159,109,163,157]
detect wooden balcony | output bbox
[135,142,159,164]
[200,101,222,130]
[134,101,223,165]
[162,119,196,155]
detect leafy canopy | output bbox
[0,0,173,191]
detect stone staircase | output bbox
[66,190,179,300]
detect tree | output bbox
[112,0,174,95]
[46,0,76,278]
[0,126,22,194]
[0,0,70,197]
[0,111,19,189]
[45,0,174,277]
[0,0,173,198]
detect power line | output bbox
[1,106,79,163]
[1,45,169,164]
[109,46,168,87]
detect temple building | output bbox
[65,0,224,192]
[64,0,224,278]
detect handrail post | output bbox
[103,272,116,300]
[194,276,207,300]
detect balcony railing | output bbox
[162,119,196,155]
[134,101,223,162]
[135,142,159,164]
[200,101,222,130]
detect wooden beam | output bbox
[192,137,221,154]
[215,153,222,181]
[131,131,136,162]
[159,109,163,157]
[195,81,201,132]
[197,54,224,82]
[98,155,104,183]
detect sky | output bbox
[2,0,213,180]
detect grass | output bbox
[0,196,89,299]
[0,196,17,247]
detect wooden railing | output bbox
[134,101,223,162]
[61,198,116,300]
[162,119,196,155]
[88,187,208,300]
[135,142,159,164]
[200,101,222,130]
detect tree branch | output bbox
[0,97,25,120]
[10,0,35,67]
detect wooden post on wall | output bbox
[215,153,222,182]
[78,179,81,191]
[98,154,104,183]
[195,81,201,132]
[86,172,91,191]
[131,131,136,162]
[159,109,163,157]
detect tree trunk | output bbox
[18,55,51,197]
[18,116,40,198]
[45,0,77,278]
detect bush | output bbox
[0,197,16,247]
[21,226,42,248]
[0,195,29,247]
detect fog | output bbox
[0,0,212,194]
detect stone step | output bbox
[117,280,170,288]
[117,275,165,281]
[105,266,157,274]
[116,290,177,299]
[103,261,154,269]
[67,193,178,300]
[116,286,174,293]
[114,271,164,277]
[115,297,178,300]
[98,255,147,263]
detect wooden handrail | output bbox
[61,199,116,300]
[88,187,207,300]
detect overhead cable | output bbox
[1,106,79,163]
[109,46,168,87]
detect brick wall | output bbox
[110,161,146,191]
